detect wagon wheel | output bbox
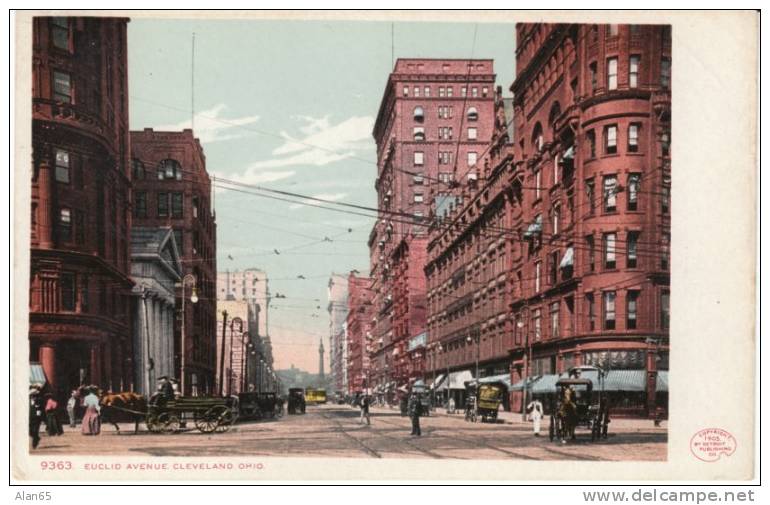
[146,413,163,433]
[209,405,235,433]
[195,408,220,433]
[160,414,181,434]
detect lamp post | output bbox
[227,317,243,396]
[241,335,252,393]
[517,315,532,421]
[179,274,198,396]
[466,333,480,385]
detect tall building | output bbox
[425,87,515,408]
[327,273,349,393]
[345,272,373,394]
[368,59,497,394]
[130,128,218,395]
[29,17,134,397]
[216,268,269,338]
[508,23,670,415]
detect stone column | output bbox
[39,343,56,390]
[35,157,54,248]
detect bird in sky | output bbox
[227,254,234,260]
[297,275,306,279]
[273,249,280,255]
[323,236,333,242]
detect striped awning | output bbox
[430,374,446,390]
[530,374,561,394]
[510,375,542,391]
[30,363,47,386]
[656,371,669,392]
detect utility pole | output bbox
[219,310,228,396]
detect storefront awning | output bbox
[30,363,47,386]
[656,371,669,392]
[510,375,542,391]
[530,374,561,394]
[477,374,513,391]
[435,371,473,391]
[430,374,446,390]
[559,247,574,268]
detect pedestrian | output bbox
[448,396,456,415]
[29,387,43,449]
[527,398,544,436]
[359,395,371,425]
[44,393,63,436]
[409,394,423,436]
[66,390,78,428]
[81,388,101,436]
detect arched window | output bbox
[158,159,182,181]
[548,101,561,127]
[413,106,424,121]
[532,122,544,152]
[466,106,478,121]
[132,158,145,180]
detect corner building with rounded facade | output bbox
[509,23,671,416]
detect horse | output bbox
[99,392,148,434]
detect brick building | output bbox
[424,87,516,408]
[369,59,497,395]
[29,17,134,397]
[327,273,349,393]
[507,23,671,415]
[130,128,218,395]
[345,272,373,394]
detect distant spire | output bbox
[318,338,325,378]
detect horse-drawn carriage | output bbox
[237,392,282,420]
[287,388,306,415]
[548,366,610,443]
[145,395,239,434]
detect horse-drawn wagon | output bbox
[145,395,239,434]
[548,366,610,443]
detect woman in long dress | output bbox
[81,389,101,435]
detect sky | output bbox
[128,17,517,372]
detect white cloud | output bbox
[250,115,374,169]
[289,192,348,210]
[211,168,296,194]
[152,104,260,144]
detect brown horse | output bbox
[99,392,148,434]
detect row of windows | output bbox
[134,191,188,219]
[56,271,129,319]
[413,106,479,121]
[588,55,671,93]
[132,159,184,181]
[403,85,489,98]
[585,123,655,158]
[413,150,477,166]
[413,126,478,141]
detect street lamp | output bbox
[517,316,532,421]
[180,274,197,396]
[241,337,252,393]
[466,333,480,386]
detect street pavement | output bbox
[31,403,666,460]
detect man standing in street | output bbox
[359,395,371,426]
[409,394,423,436]
[527,398,544,436]
[66,390,78,428]
[29,386,43,449]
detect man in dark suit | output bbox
[409,394,423,436]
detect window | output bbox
[75,210,85,244]
[661,129,671,157]
[158,159,182,180]
[192,196,199,219]
[608,24,619,36]
[603,291,616,330]
[413,151,424,166]
[603,232,616,269]
[533,308,542,340]
[467,127,477,140]
[59,208,72,242]
[550,302,560,338]
[439,127,453,140]
[414,193,424,203]
[158,192,169,217]
[586,293,596,330]
[629,55,640,88]
[535,262,541,292]
[607,57,618,90]
[413,106,424,121]
[134,191,147,218]
[603,175,618,212]
[467,107,478,121]
[661,233,670,270]
[414,86,420,97]
[552,203,560,235]
[467,152,477,167]
[51,17,70,50]
[403,86,409,97]
[627,291,639,329]
[80,274,89,312]
[53,71,72,103]
[482,86,489,97]
[438,172,453,183]
[627,231,639,268]
[584,130,595,159]
[661,291,670,329]
[439,152,452,165]
[61,272,76,312]
[54,149,70,183]
[447,86,453,97]
[605,125,617,154]
[132,159,145,180]
[627,173,641,210]
[533,123,544,152]
[535,169,542,200]
[413,126,425,141]
[661,185,670,214]
[628,123,640,152]
[424,86,430,97]
[549,250,559,285]
[413,172,424,185]
[589,62,598,92]
[171,192,184,218]
[173,229,184,251]
[439,87,445,97]
[471,87,478,98]
[661,58,671,89]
